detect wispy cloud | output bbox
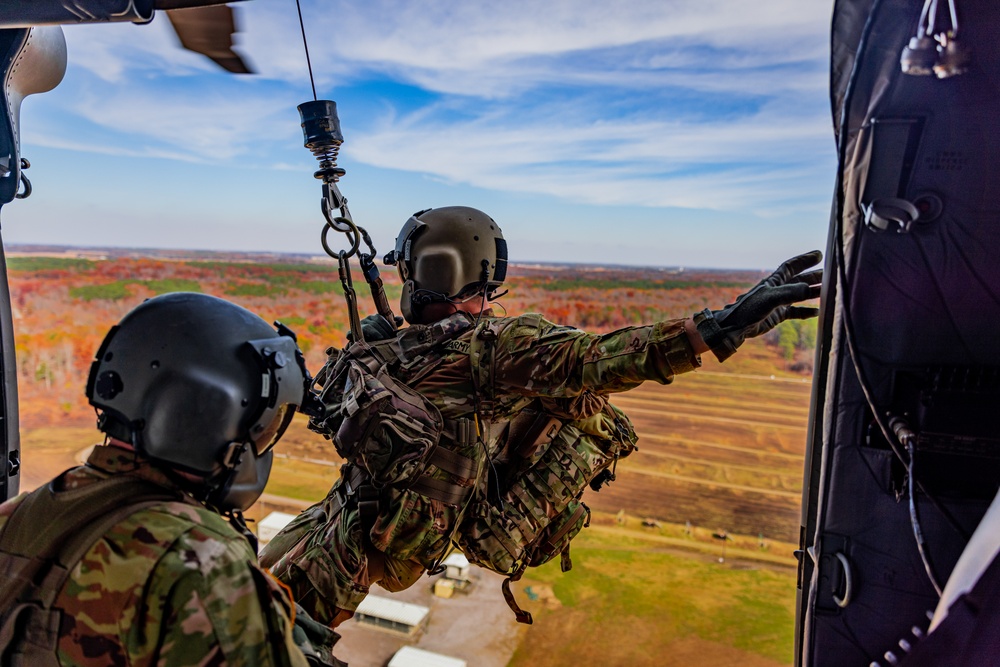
[28,0,835,226]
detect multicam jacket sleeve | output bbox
[491,313,702,397]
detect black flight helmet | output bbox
[86,293,312,510]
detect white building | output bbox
[388,646,467,667]
[257,511,297,546]
[442,553,471,582]
[354,595,430,636]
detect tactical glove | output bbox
[346,313,403,343]
[292,604,347,667]
[695,250,823,362]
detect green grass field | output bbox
[510,527,797,666]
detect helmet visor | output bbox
[246,335,309,457]
[252,403,296,457]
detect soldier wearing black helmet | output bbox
[261,206,822,631]
[0,293,340,666]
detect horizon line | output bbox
[4,242,770,274]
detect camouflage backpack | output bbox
[309,313,638,622]
[459,400,636,577]
[460,321,639,622]
[307,315,485,567]
[447,315,640,622]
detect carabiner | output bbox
[321,216,361,259]
[339,251,364,343]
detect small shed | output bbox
[442,553,471,582]
[257,511,296,546]
[354,595,430,636]
[433,578,455,598]
[388,646,467,667]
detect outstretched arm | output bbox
[693,251,823,362]
[492,251,822,397]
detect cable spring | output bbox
[310,142,344,182]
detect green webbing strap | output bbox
[426,444,478,480]
[536,503,590,562]
[468,319,504,418]
[408,475,470,506]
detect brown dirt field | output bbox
[585,472,802,543]
[334,568,527,667]
[587,364,811,544]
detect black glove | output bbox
[346,313,402,343]
[695,250,823,362]
[292,604,347,667]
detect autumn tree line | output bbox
[6,255,817,428]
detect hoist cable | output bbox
[294,0,318,101]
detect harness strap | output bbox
[354,483,385,585]
[409,476,472,506]
[427,441,477,479]
[341,465,368,495]
[338,466,387,584]
[469,320,504,418]
[440,417,474,448]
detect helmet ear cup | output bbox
[395,206,506,304]
[400,280,419,324]
[140,369,245,473]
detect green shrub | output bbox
[9,257,95,272]
[69,281,131,301]
[225,282,287,297]
[142,279,201,294]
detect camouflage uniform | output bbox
[261,312,700,625]
[0,444,310,667]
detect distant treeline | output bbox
[536,278,752,291]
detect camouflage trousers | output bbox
[259,479,426,627]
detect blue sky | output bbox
[4,0,836,270]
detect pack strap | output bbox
[409,476,472,506]
[468,320,505,418]
[535,502,591,563]
[354,483,385,585]
[426,442,477,480]
[501,575,533,625]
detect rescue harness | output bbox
[307,312,639,623]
